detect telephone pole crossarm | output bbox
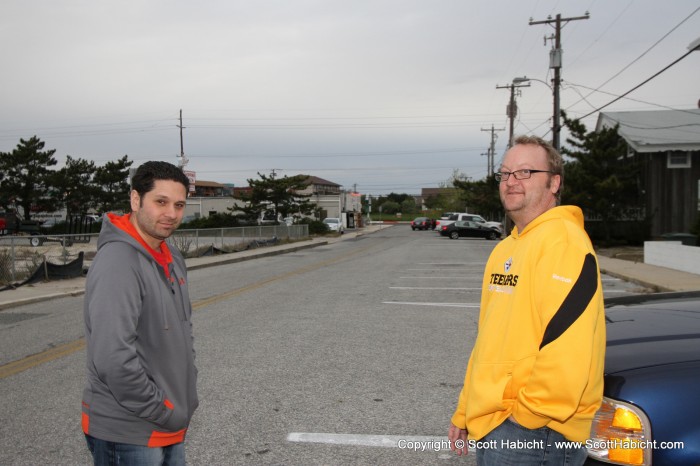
[528,13,590,26]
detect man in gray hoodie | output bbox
[82,161,198,466]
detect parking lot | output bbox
[0,225,651,465]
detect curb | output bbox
[598,267,670,294]
[186,240,328,271]
[0,227,387,311]
[0,239,333,311]
[0,290,86,311]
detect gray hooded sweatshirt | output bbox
[82,213,198,447]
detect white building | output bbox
[184,176,363,224]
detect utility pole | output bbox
[497,81,530,148]
[177,109,189,169]
[481,151,490,175]
[529,12,589,151]
[481,125,504,176]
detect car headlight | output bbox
[587,397,652,465]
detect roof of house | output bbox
[596,109,700,153]
[194,180,225,188]
[304,175,340,187]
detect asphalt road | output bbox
[0,226,644,465]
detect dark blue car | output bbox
[438,220,500,240]
[585,291,700,466]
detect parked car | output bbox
[439,220,500,240]
[435,213,504,235]
[585,291,700,466]
[323,217,344,233]
[410,217,433,230]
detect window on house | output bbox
[667,151,691,168]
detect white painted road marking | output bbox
[383,301,479,308]
[406,268,471,271]
[287,432,448,449]
[399,276,480,279]
[389,287,480,290]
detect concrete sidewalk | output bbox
[2,225,700,310]
[0,225,388,311]
[597,255,700,293]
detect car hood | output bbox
[604,295,700,374]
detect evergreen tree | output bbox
[50,156,98,219]
[234,172,314,223]
[0,136,58,219]
[93,155,133,213]
[452,175,503,221]
[562,111,642,242]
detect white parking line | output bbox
[406,268,471,271]
[417,263,484,266]
[383,301,479,308]
[287,432,448,449]
[399,276,480,279]
[389,287,480,290]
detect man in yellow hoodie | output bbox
[448,135,605,466]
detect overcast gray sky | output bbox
[1,0,699,196]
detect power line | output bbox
[186,147,484,159]
[567,5,700,111]
[564,80,700,115]
[567,1,635,69]
[576,48,699,121]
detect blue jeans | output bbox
[85,435,186,466]
[475,418,587,466]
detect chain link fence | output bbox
[0,225,309,287]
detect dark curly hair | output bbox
[130,161,190,198]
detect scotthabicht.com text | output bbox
[396,438,684,452]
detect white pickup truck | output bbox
[436,213,504,235]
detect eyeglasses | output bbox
[494,169,553,182]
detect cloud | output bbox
[1,0,699,194]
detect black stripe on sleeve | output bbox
[539,253,598,350]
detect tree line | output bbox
[2,116,645,243]
[0,136,132,221]
[373,117,644,243]
[0,136,319,228]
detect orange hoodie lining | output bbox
[108,213,173,279]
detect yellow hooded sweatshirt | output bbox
[451,205,605,443]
